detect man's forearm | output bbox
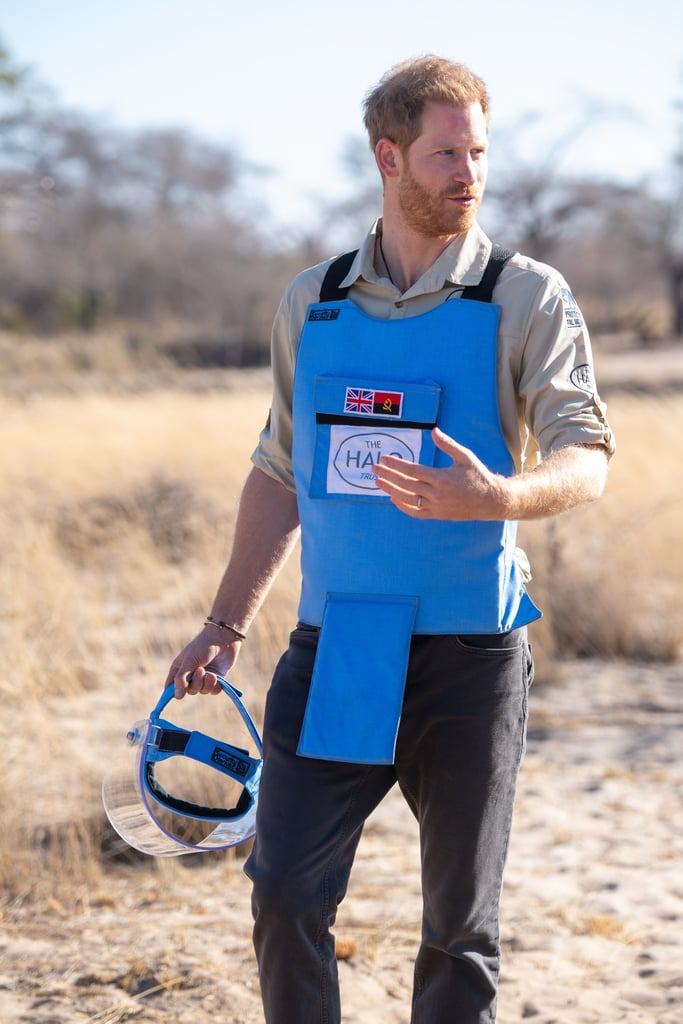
[502,444,609,520]
[209,466,301,631]
[168,467,300,698]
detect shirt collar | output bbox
[339,219,493,297]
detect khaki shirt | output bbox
[252,220,615,491]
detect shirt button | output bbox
[395,300,405,308]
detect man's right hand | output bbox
[165,625,242,700]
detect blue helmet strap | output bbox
[143,721,260,821]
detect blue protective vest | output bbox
[292,270,540,764]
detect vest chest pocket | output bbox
[309,375,442,501]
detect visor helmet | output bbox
[102,676,262,856]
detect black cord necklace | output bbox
[378,233,397,288]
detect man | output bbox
[167,55,615,1024]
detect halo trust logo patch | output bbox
[326,425,422,496]
[570,364,595,393]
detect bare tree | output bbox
[0,41,284,351]
[483,99,640,262]
[123,127,238,218]
[317,135,382,251]
[655,83,683,337]
[601,77,683,341]
[635,192,683,338]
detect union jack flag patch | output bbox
[344,388,374,414]
[343,386,403,417]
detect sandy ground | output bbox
[1,658,681,1023]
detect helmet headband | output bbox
[102,677,262,856]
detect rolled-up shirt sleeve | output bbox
[497,257,615,470]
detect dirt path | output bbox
[1,659,681,1023]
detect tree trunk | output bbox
[673,265,683,339]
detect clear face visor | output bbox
[102,677,262,856]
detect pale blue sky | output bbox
[3,1,682,229]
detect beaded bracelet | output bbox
[203,616,247,641]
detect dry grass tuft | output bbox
[555,908,638,944]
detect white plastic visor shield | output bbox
[102,676,262,856]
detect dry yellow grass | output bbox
[1,383,682,904]
[520,393,683,665]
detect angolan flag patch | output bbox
[344,387,403,417]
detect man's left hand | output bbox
[373,427,507,521]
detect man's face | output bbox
[397,101,488,238]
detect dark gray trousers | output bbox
[244,625,533,1024]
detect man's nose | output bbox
[452,156,477,185]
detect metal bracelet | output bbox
[203,616,247,641]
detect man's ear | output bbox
[375,137,401,179]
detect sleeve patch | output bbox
[561,288,585,329]
[570,364,596,393]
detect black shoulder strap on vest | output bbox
[460,244,514,303]
[319,249,359,302]
[318,243,514,304]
